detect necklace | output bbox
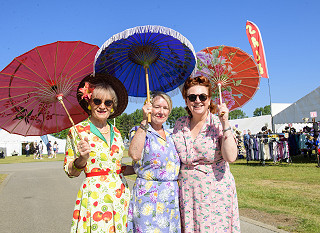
[88,118,109,134]
[99,125,110,134]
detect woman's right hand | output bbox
[142,102,152,121]
[77,137,91,160]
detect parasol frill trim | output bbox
[94,25,196,74]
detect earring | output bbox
[88,105,91,110]
[111,108,114,113]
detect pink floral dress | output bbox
[172,113,240,233]
[64,119,130,233]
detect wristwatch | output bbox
[140,122,149,131]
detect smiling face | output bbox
[151,96,170,127]
[186,85,210,117]
[89,88,114,123]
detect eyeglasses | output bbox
[92,98,113,107]
[187,93,208,102]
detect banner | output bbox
[40,135,49,146]
[246,21,269,78]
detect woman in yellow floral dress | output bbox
[64,74,134,233]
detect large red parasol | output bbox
[193,45,260,111]
[0,41,99,136]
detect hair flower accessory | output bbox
[79,82,94,100]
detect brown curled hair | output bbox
[182,75,217,116]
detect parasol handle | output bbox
[57,95,82,140]
[144,66,151,122]
[217,83,225,117]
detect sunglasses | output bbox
[187,93,208,102]
[92,98,113,107]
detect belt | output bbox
[180,162,223,174]
[136,177,178,182]
[86,169,120,177]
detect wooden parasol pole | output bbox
[56,95,82,140]
[217,82,225,117]
[144,66,151,122]
[217,83,223,105]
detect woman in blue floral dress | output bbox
[127,92,181,233]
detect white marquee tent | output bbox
[273,86,320,124]
[228,102,313,134]
[0,129,66,157]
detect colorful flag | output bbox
[246,21,269,78]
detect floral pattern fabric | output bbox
[64,118,130,233]
[172,113,240,233]
[127,125,181,233]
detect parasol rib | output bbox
[126,64,141,95]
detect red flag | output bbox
[246,21,269,78]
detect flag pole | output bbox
[246,20,273,131]
[267,78,274,132]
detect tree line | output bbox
[52,105,271,140]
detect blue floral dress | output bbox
[127,125,181,233]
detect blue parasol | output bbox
[94,25,196,107]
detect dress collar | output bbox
[88,118,114,146]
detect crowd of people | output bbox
[236,122,320,166]
[63,73,240,233]
[22,140,59,159]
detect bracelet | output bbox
[223,126,232,133]
[140,123,149,131]
[120,165,127,174]
[72,158,87,172]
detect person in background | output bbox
[38,141,43,159]
[172,75,240,232]
[33,141,39,159]
[47,141,52,158]
[127,92,181,233]
[53,141,58,158]
[64,74,134,233]
[25,143,30,157]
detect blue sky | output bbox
[0,0,319,117]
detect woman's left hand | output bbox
[217,103,229,123]
[77,137,91,160]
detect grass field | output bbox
[1,152,319,232]
[231,156,320,232]
[0,153,65,164]
[0,174,7,184]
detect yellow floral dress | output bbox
[64,119,130,233]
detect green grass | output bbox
[0,153,65,164]
[231,156,320,232]
[123,150,129,158]
[0,174,8,184]
[0,150,129,164]
[1,150,319,232]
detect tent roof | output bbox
[273,86,320,124]
[0,129,66,144]
[230,115,272,134]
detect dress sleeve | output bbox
[63,127,80,178]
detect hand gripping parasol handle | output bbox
[217,83,225,117]
[57,95,83,140]
[144,66,151,122]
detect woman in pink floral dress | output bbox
[172,76,240,233]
